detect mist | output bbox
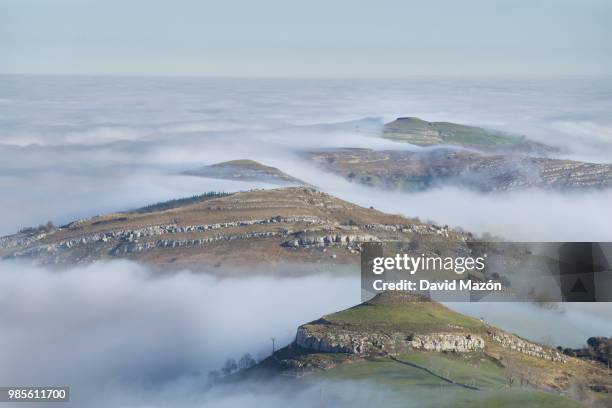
[2,75,612,239]
[449,302,612,348]
[0,259,360,407]
[1,259,610,407]
[2,76,612,406]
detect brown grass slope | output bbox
[1,188,466,270]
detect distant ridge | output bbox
[183,159,309,186]
[308,148,612,192]
[383,117,555,154]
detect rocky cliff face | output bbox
[296,326,485,355]
[295,323,566,363]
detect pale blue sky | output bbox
[1,0,611,77]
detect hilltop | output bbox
[182,159,308,186]
[383,117,555,154]
[252,292,612,407]
[0,187,468,270]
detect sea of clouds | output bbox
[0,260,362,407]
[1,75,612,406]
[2,75,612,238]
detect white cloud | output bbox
[0,260,360,407]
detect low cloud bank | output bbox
[0,260,360,407]
[1,259,610,406]
[2,76,612,240]
[450,302,612,348]
[320,182,612,242]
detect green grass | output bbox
[383,117,534,150]
[321,352,503,389]
[323,300,485,333]
[434,122,524,148]
[314,352,586,408]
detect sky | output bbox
[1,0,611,78]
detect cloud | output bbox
[325,184,612,242]
[2,78,612,408]
[1,259,610,407]
[2,76,612,238]
[0,259,361,407]
[448,302,612,348]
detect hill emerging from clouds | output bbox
[249,292,612,407]
[0,187,469,270]
[383,117,555,154]
[182,159,309,186]
[308,148,612,192]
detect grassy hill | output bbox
[383,117,555,153]
[252,292,611,407]
[1,188,466,270]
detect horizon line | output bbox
[2,72,612,81]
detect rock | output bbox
[295,326,485,356]
[487,330,566,362]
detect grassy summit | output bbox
[321,292,484,333]
[383,117,553,153]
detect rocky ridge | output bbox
[294,319,565,363]
[0,188,467,266]
[309,148,612,192]
[296,325,486,355]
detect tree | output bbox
[221,358,237,376]
[238,353,256,370]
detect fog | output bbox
[0,259,610,407]
[448,302,612,348]
[1,76,612,406]
[0,260,360,407]
[2,76,612,239]
[320,183,612,242]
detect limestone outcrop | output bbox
[487,329,567,363]
[295,326,485,356]
[282,233,379,248]
[294,320,566,363]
